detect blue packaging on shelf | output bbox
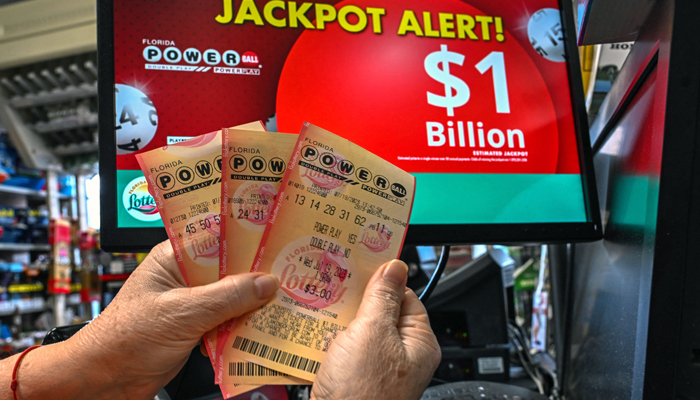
[16,208,48,227]
[0,226,25,243]
[8,263,23,273]
[2,176,45,191]
[58,175,76,197]
[0,133,17,176]
[27,227,48,244]
[0,207,15,226]
[0,324,10,340]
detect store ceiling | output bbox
[0,0,97,173]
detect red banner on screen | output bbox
[114,0,580,175]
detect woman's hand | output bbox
[311,260,441,400]
[68,240,279,399]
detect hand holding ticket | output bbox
[136,122,268,397]
[221,122,416,382]
[138,121,419,396]
[311,259,441,400]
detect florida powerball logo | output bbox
[142,39,261,76]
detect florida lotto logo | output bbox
[122,177,160,222]
[142,39,261,76]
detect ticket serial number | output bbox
[170,214,187,224]
[188,201,212,218]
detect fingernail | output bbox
[383,260,408,285]
[254,275,279,298]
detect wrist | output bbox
[1,339,120,400]
[68,319,155,399]
[66,325,123,396]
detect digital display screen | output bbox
[102,0,598,248]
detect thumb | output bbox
[185,273,279,327]
[355,260,408,326]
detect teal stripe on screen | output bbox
[410,173,588,224]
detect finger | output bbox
[398,289,434,332]
[200,342,208,357]
[399,289,441,367]
[400,288,431,321]
[355,259,408,326]
[184,273,279,328]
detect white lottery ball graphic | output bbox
[115,84,158,155]
[527,8,566,63]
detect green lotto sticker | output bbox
[117,170,164,228]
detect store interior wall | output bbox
[563,0,700,397]
[565,69,659,399]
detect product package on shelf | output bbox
[220,123,416,382]
[48,218,72,294]
[217,128,306,385]
[135,121,264,392]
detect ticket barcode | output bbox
[232,336,321,374]
[229,362,291,377]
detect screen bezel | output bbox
[98,0,601,251]
[98,0,168,252]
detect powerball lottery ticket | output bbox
[217,128,308,385]
[220,122,416,382]
[135,121,263,389]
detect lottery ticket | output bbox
[135,121,264,374]
[217,128,308,385]
[219,383,258,399]
[220,122,416,382]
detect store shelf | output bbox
[54,141,98,156]
[67,293,83,306]
[0,184,72,199]
[3,283,44,294]
[0,299,46,316]
[0,294,85,316]
[0,184,46,197]
[0,243,51,251]
[8,83,97,109]
[33,113,98,134]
